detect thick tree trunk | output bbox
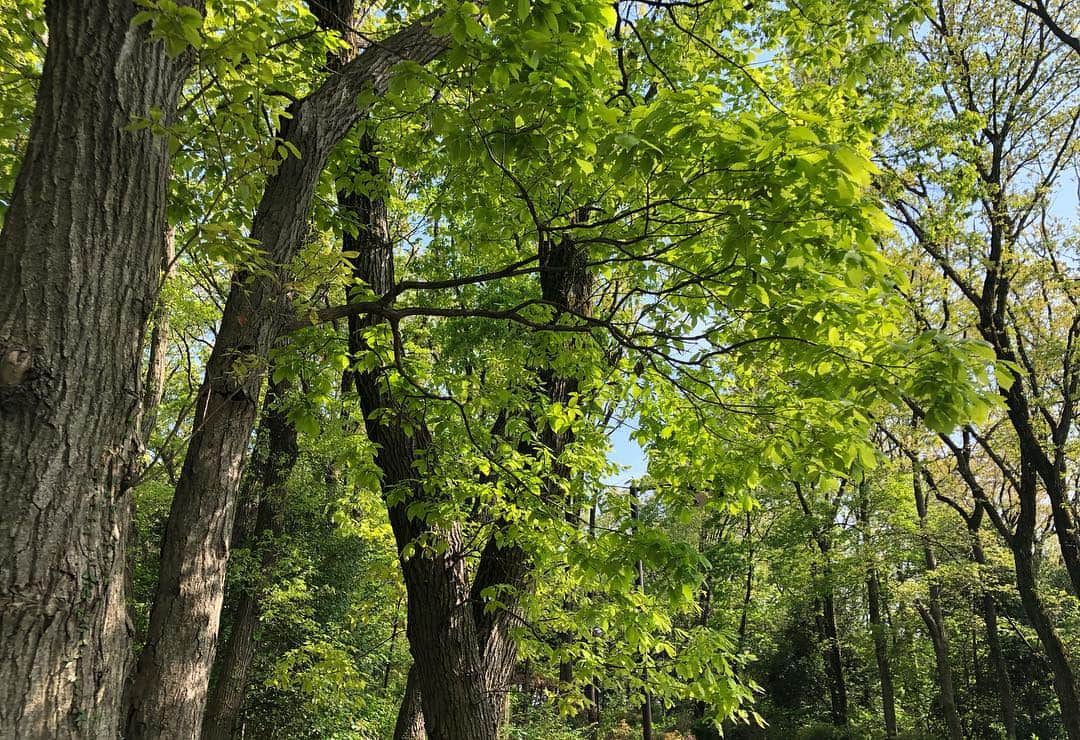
[393,665,426,740]
[125,20,447,739]
[0,3,193,736]
[338,135,593,735]
[343,155,506,740]
[201,380,298,740]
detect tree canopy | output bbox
[0,0,1078,738]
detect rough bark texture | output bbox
[201,380,298,740]
[343,147,503,739]
[393,665,426,740]
[124,17,448,739]
[0,3,193,736]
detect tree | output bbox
[0,3,200,735]
[124,9,449,738]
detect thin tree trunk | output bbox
[394,665,426,740]
[867,569,897,737]
[140,227,177,445]
[0,3,195,736]
[1009,454,1080,740]
[858,481,897,737]
[912,472,963,740]
[967,507,1018,740]
[202,380,298,740]
[817,592,849,726]
[794,482,847,726]
[125,20,447,738]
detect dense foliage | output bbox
[0,0,1077,738]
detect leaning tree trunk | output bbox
[342,143,504,739]
[0,3,194,736]
[343,144,593,735]
[201,379,298,740]
[124,19,447,739]
[1009,459,1080,740]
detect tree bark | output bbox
[393,665,426,740]
[343,149,509,740]
[793,482,847,727]
[201,379,298,740]
[867,570,897,737]
[124,18,448,739]
[0,3,195,736]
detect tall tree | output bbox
[882,0,1080,730]
[125,14,449,738]
[0,2,199,735]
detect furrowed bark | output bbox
[342,140,501,739]
[125,16,449,738]
[0,2,195,736]
[344,140,593,734]
[393,664,426,740]
[201,379,298,740]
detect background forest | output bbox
[1,0,1079,738]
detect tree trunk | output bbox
[393,665,426,740]
[867,569,897,737]
[202,380,298,740]
[912,472,964,740]
[340,138,505,739]
[817,593,849,726]
[916,596,964,740]
[1014,538,1080,738]
[124,20,447,739]
[857,480,896,736]
[968,509,1017,740]
[0,3,194,736]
